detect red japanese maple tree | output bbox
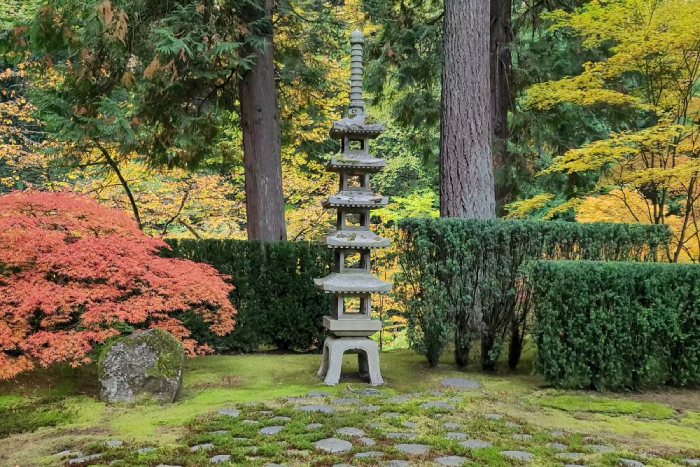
[0,190,236,379]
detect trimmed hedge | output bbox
[164,239,333,352]
[397,218,670,369]
[531,260,700,389]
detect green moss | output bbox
[0,398,72,437]
[0,394,25,408]
[533,394,675,418]
[143,329,184,379]
[1,350,699,467]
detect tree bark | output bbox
[439,0,495,219]
[239,0,287,241]
[490,0,513,213]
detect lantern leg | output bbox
[317,339,330,379]
[319,336,384,386]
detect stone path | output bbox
[58,382,693,467]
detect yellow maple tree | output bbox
[515,0,700,261]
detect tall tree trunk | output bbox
[490,0,513,214]
[439,0,495,219]
[239,0,287,241]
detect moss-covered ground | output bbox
[0,350,698,466]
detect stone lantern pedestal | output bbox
[315,30,390,386]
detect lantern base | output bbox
[317,336,384,386]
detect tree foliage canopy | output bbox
[0,190,235,379]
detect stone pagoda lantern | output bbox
[315,29,391,386]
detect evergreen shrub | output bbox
[164,239,333,352]
[397,218,670,369]
[531,260,700,389]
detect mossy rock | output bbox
[98,329,184,404]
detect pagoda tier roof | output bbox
[326,155,386,172]
[330,115,385,138]
[322,191,388,209]
[322,230,391,249]
[314,272,392,294]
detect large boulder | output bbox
[99,329,184,404]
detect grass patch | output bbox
[0,398,72,437]
[534,394,675,418]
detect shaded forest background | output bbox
[1,0,699,261]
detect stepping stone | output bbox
[384,412,401,418]
[337,427,366,437]
[619,460,644,467]
[242,419,258,424]
[552,430,566,437]
[211,455,231,464]
[460,440,492,449]
[298,404,334,413]
[369,422,383,428]
[444,422,463,429]
[506,422,521,428]
[270,416,291,422]
[436,456,468,466]
[386,432,419,439]
[440,378,481,389]
[105,440,123,447]
[446,432,467,440]
[68,454,104,465]
[395,443,430,455]
[354,451,383,458]
[218,408,240,417]
[354,388,382,396]
[548,443,567,451]
[244,402,258,407]
[306,423,323,429]
[361,405,380,412]
[308,391,331,397]
[260,425,284,435]
[55,450,78,457]
[382,462,410,467]
[684,461,700,467]
[587,445,614,452]
[485,413,503,420]
[501,451,533,461]
[137,447,157,454]
[359,437,376,446]
[403,421,418,428]
[232,437,249,442]
[190,443,214,452]
[513,434,533,440]
[314,437,353,453]
[386,396,410,403]
[419,401,454,409]
[556,453,586,460]
[259,410,272,415]
[332,397,361,405]
[210,430,229,435]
